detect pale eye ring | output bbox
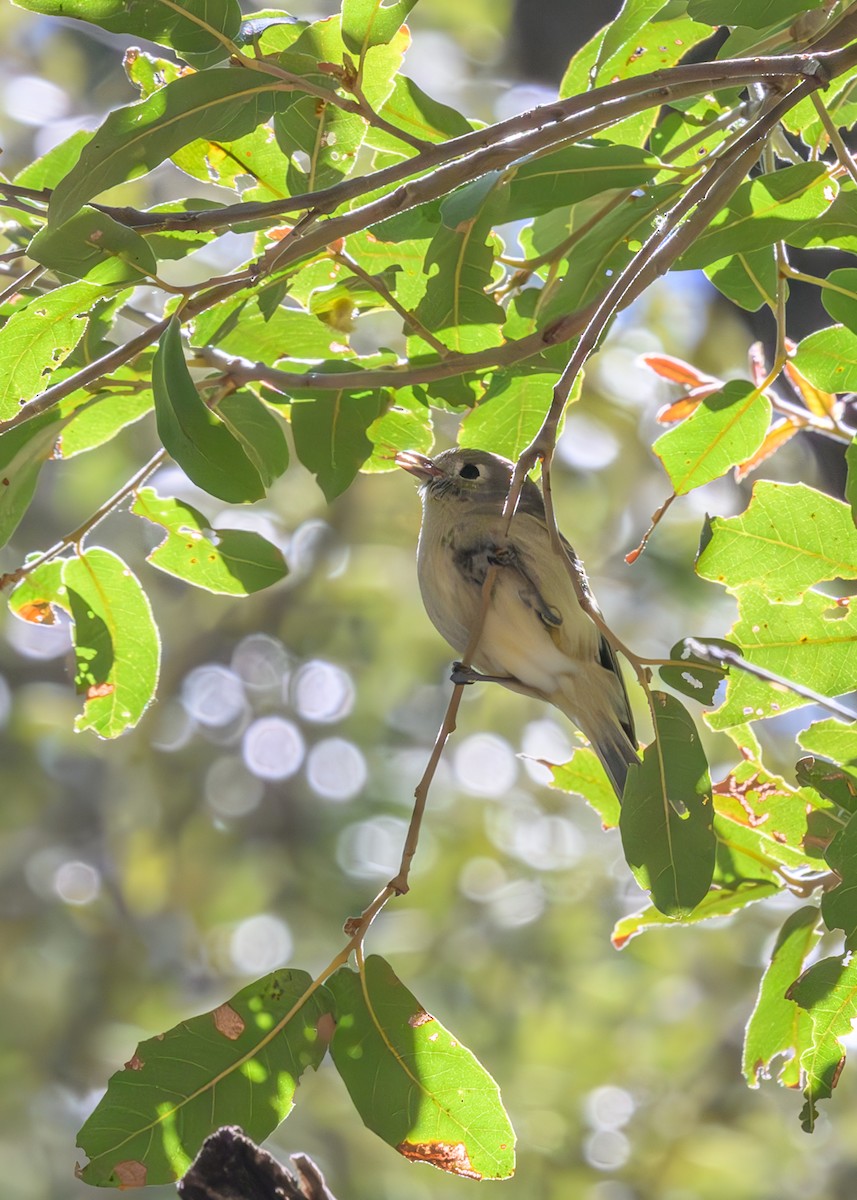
[459,463,480,480]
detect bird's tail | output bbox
[552,672,640,800]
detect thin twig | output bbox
[683,638,857,721]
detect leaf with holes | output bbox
[76,968,332,1186]
[619,692,715,917]
[62,549,160,737]
[743,907,820,1090]
[133,489,287,595]
[329,955,515,1180]
[789,955,857,1131]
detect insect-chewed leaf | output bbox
[660,638,734,705]
[707,589,857,729]
[0,279,113,417]
[133,487,287,594]
[153,319,266,503]
[799,717,857,774]
[62,549,160,738]
[76,968,332,1187]
[653,380,770,495]
[697,481,857,602]
[8,560,66,626]
[619,692,715,917]
[548,746,620,829]
[788,954,857,1131]
[49,69,285,225]
[713,759,811,871]
[742,907,820,1090]
[329,955,515,1180]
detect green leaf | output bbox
[742,907,820,1090]
[329,956,515,1180]
[0,414,63,547]
[192,296,341,363]
[341,0,418,54]
[820,268,857,332]
[215,392,289,488]
[799,718,857,774]
[659,638,733,705]
[679,165,836,271]
[414,191,504,351]
[12,127,93,189]
[697,481,857,602]
[76,968,331,1186]
[792,325,857,393]
[459,371,558,461]
[504,143,661,222]
[612,881,780,949]
[708,589,857,729]
[822,813,857,948]
[787,184,857,252]
[363,388,433,472]
[363,74,474,154]
[29,206,159,284]
[56,375,154,458]
[789,955,857,1131]
[559,2,713,147]
[688,0,819,28]
[795,756,857,814]
[49,69,286,225]
[8,560,66,626]
[13,0,241,57]
[153,319,266,504]
[290,385,387,501]
[713,759,811,872]
[704,247,778,312]
[133,488,288,595]
[653,380,770,495]
[619,692,716,918]
[62,549,160,738]
[0,279,113,417]
[548,746,620,830]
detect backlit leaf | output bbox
[792,325,857,393]
[329,956,515,1180]
[76,969,331,1186]
[62,549,160,738]
[133,488,288,594]
[789,955,857,1131]
[619,692,715,917]
[654,380,770,494]
[697,481,857,602]
[742,907,820,1090]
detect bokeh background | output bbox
[0,2,854,1198]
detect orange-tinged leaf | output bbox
[734,417,802,480]
[784,360,837,417]
[640,352,718,387]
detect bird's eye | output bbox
[459,463,480,480]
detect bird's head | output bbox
[395,448,516,505]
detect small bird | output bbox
[396,447,639,798]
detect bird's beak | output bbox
[395,450,443,480]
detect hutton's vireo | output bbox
[397,447,638,798]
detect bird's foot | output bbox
[451,662,515,686]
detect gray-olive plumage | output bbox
[397,447,639,798]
